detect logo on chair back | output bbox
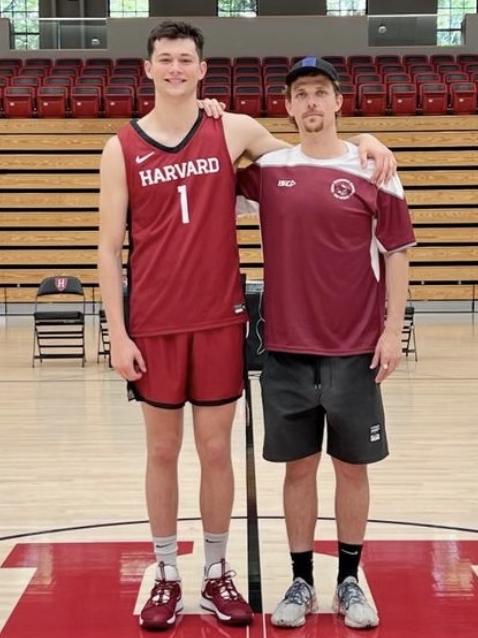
[55,277,68,292]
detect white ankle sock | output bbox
[204,530,229,572]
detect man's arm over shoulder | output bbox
[223,112,289,162]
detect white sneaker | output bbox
[333,576,379,628]
[271,577,318,627]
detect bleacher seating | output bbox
[0,54,477,118]
[1,115,478,310]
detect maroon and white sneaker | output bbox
[200,559,253,626]
[139,562,183,630]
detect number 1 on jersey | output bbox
[177,184,190,224]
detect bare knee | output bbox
[196,436,231,468]
[333,457,368,482]
[147,438,181,466]
[285,454,320,484]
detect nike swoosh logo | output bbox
[341,549,359,555]
[135,151,155,164]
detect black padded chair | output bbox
[32,276,86,367]
[401,305,418,361]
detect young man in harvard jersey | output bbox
[237,58,416,629]
[98,21,397,630]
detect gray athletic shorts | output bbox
[260,351,388,464]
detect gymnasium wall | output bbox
[0,14,477,58]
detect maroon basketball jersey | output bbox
[117,114,246,337]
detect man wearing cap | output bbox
[237,57,415,629]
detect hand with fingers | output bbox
[197,98,226,118]
[370,329,402,383]
[111,336,147,382]
[357,134,397,186]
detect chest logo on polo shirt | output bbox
[331,178,355,200]
[277,179,296,188]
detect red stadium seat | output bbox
[234,65,261,78]
[263,56,289,67]
[419,83,448,115]
[355,73,381,85]
[206,57,232,67]
[43,76,73,102]
[403,54,429,68]
[19,67,48,80]
[233,85,262,117]
[0,67,15,82]
[76,76,106,99]
[202,84,232,111]
[437,63,461,76]
[323,56,347,67]
[50,66,79,79]
[388,83,417,115]
[410,64,434,77]
[348,55,373,67]
[375,55,401,67]
[449,82,477,114]
[109,75,138,88]
[339,83,356,116]
[352,64,377,79]
[414,72,441,87]
[24,58,52,68]
[457,54,478,67]
[263,64,289,80]
[37,86,67,117]
[337,73,352,84]
[136,85,155,117]
[264,73,286,87]
[358,83,387,116]
[265,85,286,117]
[442,71,469,85]
[85,57,113,69]
[205,64,231,77]
[430,54,455,69]
[234,56,261,66]
[384,73,411,86]
[234,74,262,88]
[0,58,22,70]
[4,86,35,117]
[81,66,109,80]
[116,57,143,68]
[380,64,405,78]
[104,86,135,117]
[111,66,140,80]
[71,86,101,117]
[464,63,478,76]
[203,75,231,87]
[11,76,41,95]
[55,58,83,70]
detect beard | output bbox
[303,117,324,133]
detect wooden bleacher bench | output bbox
[1,116,478,311]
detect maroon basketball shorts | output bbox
[127,323,245,409]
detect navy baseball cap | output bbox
[286,56,339,86]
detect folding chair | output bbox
[401,305,417,361]
[32,276,86,367]
[97,308,110,364]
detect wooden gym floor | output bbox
[0,313,477,638]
